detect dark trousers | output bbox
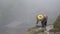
[41,20,47,27]
[36,20,47,27]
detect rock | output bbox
[25,26,45,34]
[25,24,60,34]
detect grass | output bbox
[54,15,60,30]
[25,26,45,34]
[25,15,60,34]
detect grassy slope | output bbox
[54,15,60,29]
[25,15,60,34]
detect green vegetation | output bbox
[54,15,60,29]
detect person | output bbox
[36,14,48,27]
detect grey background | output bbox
[0,0,60,34]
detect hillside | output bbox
[54,15,60,29]
[25,15,60,34]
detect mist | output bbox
[0,0,60,34]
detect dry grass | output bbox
[54,15,60,29]
[25,15,60,34]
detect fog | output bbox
[0,0,60,34]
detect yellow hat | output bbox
[37,14,45,21]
